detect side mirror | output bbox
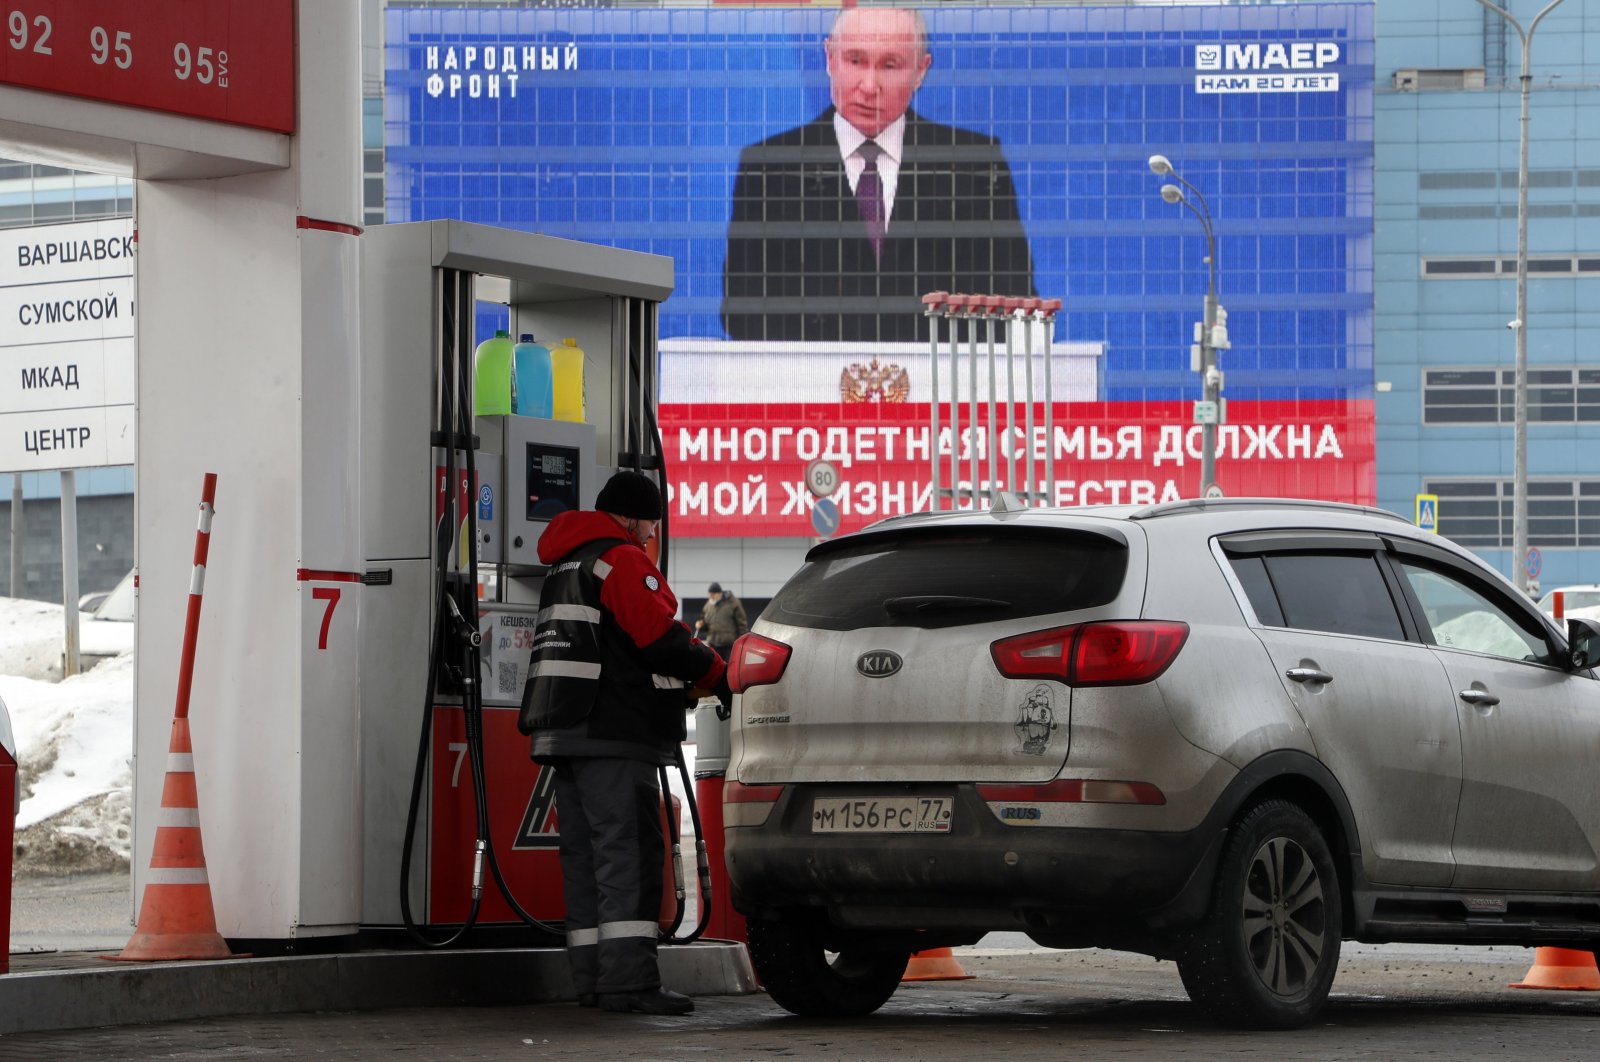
[1567,617,1600,671]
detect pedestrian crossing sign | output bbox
[1415,493,1438,534]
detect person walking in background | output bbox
[721,4,1036,343]
[519,470,732,1016]
[696,582,749,661]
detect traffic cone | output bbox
[1508,947,1600,990]
[109,717,235,961]
[902,947,974,982]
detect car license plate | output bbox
[811,796,953,834]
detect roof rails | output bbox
[1128,497,1411,524]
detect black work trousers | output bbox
[549,756,665,996]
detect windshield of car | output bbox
[763,527,1128,631]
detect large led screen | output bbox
[386,3,1375,536]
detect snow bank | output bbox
[1,596,133,873]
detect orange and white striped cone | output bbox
[902,947,974,982]
[109,473,235,962]
[1508,947,1600,991]
[111,717,233,961]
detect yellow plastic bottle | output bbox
[552,337,586,423]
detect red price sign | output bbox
[0,1,295,134]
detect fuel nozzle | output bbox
[444,592,482,648]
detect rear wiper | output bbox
[884,594,1011,615]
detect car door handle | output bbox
[1286,667,1333,685]
[1459,688,1500,706]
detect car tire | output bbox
[746,914,910,1017]
[1176,798,1342,1030]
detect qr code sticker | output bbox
[498,661,519,697]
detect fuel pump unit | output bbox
[358,221,674,940]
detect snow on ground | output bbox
[1,596,134,874]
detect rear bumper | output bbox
[725,783,1222,938]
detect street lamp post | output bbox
[1150,154,1228,497]
[1471,0,1567,594]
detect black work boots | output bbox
[598,987,694,1015]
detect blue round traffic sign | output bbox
[811,497,841,538]
[1527,547,1542,579]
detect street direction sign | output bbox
[0,218,136,473]
[811,496,840,538]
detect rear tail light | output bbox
[728,632,791,692]
[723,780,786,804]
[977,779,1166,805]
[990,621,1188,687]
[723,779,785,828]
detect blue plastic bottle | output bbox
[513,333,553,419]
[473,329,515,416]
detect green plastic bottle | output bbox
[473,328,515,416]
[552,337,586,423]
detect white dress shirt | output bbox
[834,112,909,230]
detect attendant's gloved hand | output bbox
[714,671,734,721]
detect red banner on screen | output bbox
[659,399,1375,538]
[0,1,295,134]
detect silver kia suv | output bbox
[722,497,1600,1029]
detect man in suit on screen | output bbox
[721,5,1037,344]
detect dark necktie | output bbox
[854,140,886,261]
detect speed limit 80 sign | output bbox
[804,459,840,499]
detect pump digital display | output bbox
[526,442,579,523]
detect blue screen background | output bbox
[386,4,1374,404]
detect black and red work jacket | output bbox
[519,509,725,766]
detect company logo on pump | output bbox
[1195,41,1340,94]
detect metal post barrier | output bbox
[921,290,1058,512]
[1039,299,1063,503]
[922,292,947,511]
[983,296,1000,502]
[1002,297,1021,495]
[946,295,966,509]
[960,294,972,511]
[1020,297,1040,502]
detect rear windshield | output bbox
[762,527,1128,631]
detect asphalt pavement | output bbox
[9,869,132,954]
[8,869,1600,1059]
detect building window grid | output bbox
[0,161,133,230]
[1424,479,1600,550]
[1424,365,1600,425]
[1422,254,1600,278]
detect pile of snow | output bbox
[1,596,133,874]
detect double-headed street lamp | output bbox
[1470,0,1568,594]
[1150,154,1228,497]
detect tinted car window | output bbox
[1227,554,1286,627]
[763,528,1127,631]
[1398,561,1550,662]
[1260,552,1405,641]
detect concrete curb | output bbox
[0,941,758,1035]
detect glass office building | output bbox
[1375,0,1600,590]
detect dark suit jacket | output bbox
[721,108,1037,343]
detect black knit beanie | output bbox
[596,470,662,520]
